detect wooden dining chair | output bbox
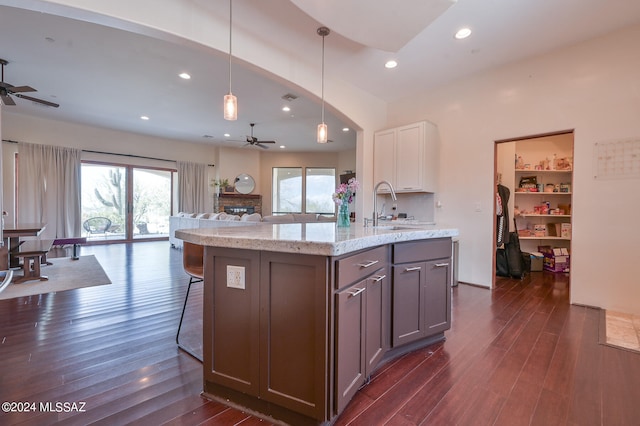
[176,241,204,362]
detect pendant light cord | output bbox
[228,0,233,94]
[321,31,325,124]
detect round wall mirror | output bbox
[234,174,255,194]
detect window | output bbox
[81,162,173,241]
[272,167,302,213]
[272,167,336,214]
[306,168,336,214]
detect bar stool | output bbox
[176,241,203,362]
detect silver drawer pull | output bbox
[434,263,450,268]
[357,260,379,268]
[371,274,386,282]
[404,266,421,272]
[348,287,366,297]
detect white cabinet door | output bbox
[373,121,437,193]
[373,128,396,188]
[396,122,424,191]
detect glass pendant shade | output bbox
[223,0,237,121]
[317,27,330,144]
[224,93,237,121]
[317,122,328,143]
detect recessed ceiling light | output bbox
[455,27,472,39]
[342,127,350,132]
[282,106,291,112]
[179,72,191,80]
[384,60,398,69]
[140,115,149,120]
[224,133,231,138]
[279,145,286,149]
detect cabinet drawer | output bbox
[336,245,388,289]
[393,238,451,264]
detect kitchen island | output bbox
[177,222,458,425]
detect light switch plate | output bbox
[227,265,245,289]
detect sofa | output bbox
[169,212,335,248]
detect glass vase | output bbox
[337,202,350,227]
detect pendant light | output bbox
[317,27,330,143]
[224,0,237,120]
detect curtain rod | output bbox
[2,139,214,167]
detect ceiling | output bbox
[1,0,640,153]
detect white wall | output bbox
[2,111,219,221]
[1,111,356,219]
[217,147,261,191]
[386,25,640,315]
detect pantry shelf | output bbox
[519,214,571,218]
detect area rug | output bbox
[0,255,111,300]
[599,309,640,354]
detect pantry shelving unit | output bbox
[513,158,573,255]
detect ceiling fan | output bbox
[243,123,276,149]
[0,59,59,108]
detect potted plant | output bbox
[212,178,230,194]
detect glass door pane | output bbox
[132,168,171,239]
[81,164,127,241]
[305,167,336,214]
[272,167,302,213]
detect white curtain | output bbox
[177,161,207,213]
[17,142,81,239]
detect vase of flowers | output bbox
[332,178,359,227]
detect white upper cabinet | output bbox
[373,121,438,193]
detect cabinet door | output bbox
[204,248,261,396]
[373,129,396,189]
[424,259,451,335]
[392,261,426,346]
[335,278,366,414]
[395,122,424,191]
[364,268,390,376]
[259,252,328,419]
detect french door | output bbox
[81,162,173,242]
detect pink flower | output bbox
[332,178,359,205]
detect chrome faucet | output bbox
[372,180,397,227]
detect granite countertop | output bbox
[176,222,459,256]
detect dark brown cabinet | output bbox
[392,260,426,346]
[392,238,452,347]
[203,248,328,423]
[200,237,450,425]
[424,258,451,335]
[335,246,390,414]
[335,266,389,413]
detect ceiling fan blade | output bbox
[15,93,59,108]
[8,85,36,93]
[259,140,276,144]
[1,93,16,106]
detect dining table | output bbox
[0,223,46,270]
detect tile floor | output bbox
[606,310,640,352]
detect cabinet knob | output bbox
[347,287,366,297]
[370,274,386,282]
[404,266,421,272]
[357,260,379,268]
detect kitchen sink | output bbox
[372,225,414,231]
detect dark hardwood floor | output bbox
[1,241,638,425]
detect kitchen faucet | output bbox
[372,180,397,227]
